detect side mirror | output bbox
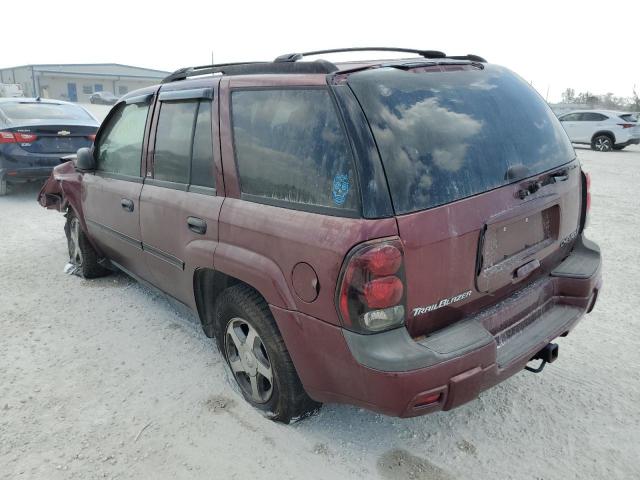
[74,147,95,171]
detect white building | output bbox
[0,63,169,102]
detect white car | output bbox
[558,110,640,151]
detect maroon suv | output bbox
[39,48,602,423]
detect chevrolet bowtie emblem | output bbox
[57,130,71,136]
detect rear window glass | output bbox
[620,113,638,122]
[154,100,198,184]
[0,102,94,121]
[190,101,215,188]
[231,89,357,212]
[582,112,608,121]
[348,65,575,214]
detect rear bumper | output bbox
[616,137,640,147]
[1,166,54,182]
[272,236,602,417]
[0,148,69,183]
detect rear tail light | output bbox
[0,132,14,144]
[617,123,635,129]
[0,132,38,143]
[337,239,406,333]
[14,132,37,142]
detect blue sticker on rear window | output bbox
[332,174,350,206]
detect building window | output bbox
[94,84,103,92]
[82,85,93,94]
[118,85,128,95]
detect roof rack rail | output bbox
[274,47,448,63]
[162,60,339,83]
[161,62,257,83]
[448,54,488,63]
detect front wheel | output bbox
[591,135,613,152]
[214,284,320,423]
[64,211,110,278]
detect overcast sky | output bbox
[3,0,638,102]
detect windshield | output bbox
[0,102,95,121]
[348,64,575,214]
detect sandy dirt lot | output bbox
[1,146,639,480]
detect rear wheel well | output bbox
[591,131,615,144]
[194,268,257,337]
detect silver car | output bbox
[558,110,640,151]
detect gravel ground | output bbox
[1,146,639,480]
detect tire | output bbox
[613,145,626,151]
[0,178,7,196]
[64,211,110,278]
[591,134,614,152]
[213,284,320,423]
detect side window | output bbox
[153,101,198,184]
[582,112,605,121]
[231,89,357,212]
[560,113,579,122]
[96,102,150,176]
[190,101,215,188]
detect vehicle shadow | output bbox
[292,371,529,446]
[2,180,45,200]
[574,144,639,153]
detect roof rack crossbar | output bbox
[274,47,448,63]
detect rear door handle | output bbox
[121,198,134,212]
[550,173,569,183]
[187,216,207,235]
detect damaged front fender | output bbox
[37,158,104,259]
[37,160,82,212]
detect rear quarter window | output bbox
[231,89,358,214]
[348,65,575,214]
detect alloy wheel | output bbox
[594,136,612,152]
[69,217,83,267]
[225,317,274,403]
